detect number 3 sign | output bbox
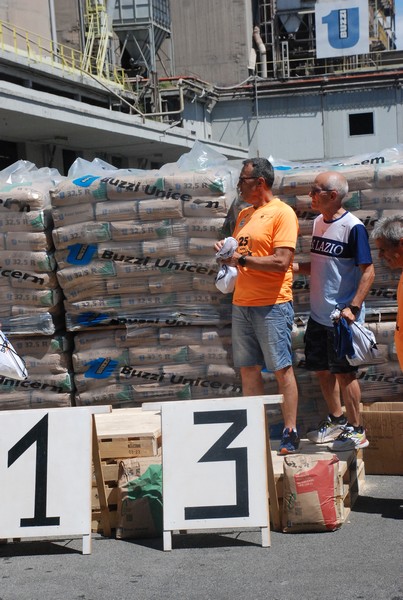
[157,395,281,551]
[0,405,109,554]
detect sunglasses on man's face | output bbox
[238,176,260,184]
[310,186,335,196]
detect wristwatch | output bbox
[348,304,360,317]
[238,255,247,267]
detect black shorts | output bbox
[304,317,358,374]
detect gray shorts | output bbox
[232,302,294,372]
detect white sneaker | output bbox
[330,426,369,451]
[306,415,347,444]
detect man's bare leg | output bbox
[336,372,361,426]
[274,365,298,430]
[240,365,264,396]
[316,370,343,417]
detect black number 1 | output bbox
[8,414,60,527]
[184,409,249,520]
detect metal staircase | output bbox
[82,0,113,78]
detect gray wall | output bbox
[169,0,252,86]
[211,87,403,161]
[0,0,52,48]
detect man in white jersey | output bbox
[294,171,375,450]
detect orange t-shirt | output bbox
[396,271,403,371]
[232,197,299,306]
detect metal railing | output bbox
[256,47,403,81]
[0,19,129,90]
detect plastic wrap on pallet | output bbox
[375,162,403,188]
[50,175,108,206]
[0,392,73,411]
[0,333,74,410]
[0,161,64,336]
[72,323,240,408]
[356,362,403,402]
[51,148,237,336]
[50,154,236,208]
[271,146,403,197]
[0,312,60,336]
[0,182,53,211]
[360,188,403,209]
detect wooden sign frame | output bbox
[0,405,110,554]
[144,395,282,551]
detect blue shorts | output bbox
[304,317,357,374]
[232,302,294,372]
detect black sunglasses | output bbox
[310,186,335,195]
[238,176,260,183]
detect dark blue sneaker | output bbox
[278,428,300,455]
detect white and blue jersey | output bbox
[310,211,372,326]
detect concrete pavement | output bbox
[0,474,402,600]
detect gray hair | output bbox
[243,157,274,189]
[320,171,349,200]
[371,215,403,246]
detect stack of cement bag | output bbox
[4,334,74,410]
[50,150,240,407]
[0,161,74,409]
[2,143,399,424]
[72,324,239,406]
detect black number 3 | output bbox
[184,409,249,520]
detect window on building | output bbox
[348,112,374,136]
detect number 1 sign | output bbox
[0,405,110,554]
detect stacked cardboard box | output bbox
[361,402,403,474]
[91,407,162,534]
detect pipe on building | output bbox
[48,0,58,52]
[248,47,257,73]
[253,26,267,79]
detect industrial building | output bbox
[0,0,402,171]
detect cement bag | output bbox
[282,453,343,533]
[0,330,28,380]
[116,461,163,539]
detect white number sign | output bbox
[0,405,109,554]
[156,395,281,551]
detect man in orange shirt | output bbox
[215,157,299,454]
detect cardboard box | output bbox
[361,403,403,475]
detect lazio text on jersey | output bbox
[309,211,372,326]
